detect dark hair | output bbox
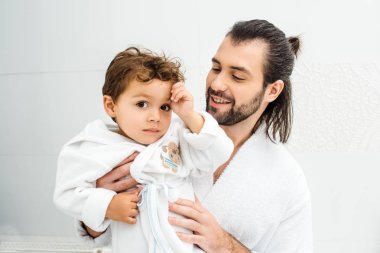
[103,47,184,102]
[227,19,300,143]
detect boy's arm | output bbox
[179,111,234,176]
[170,81,233,175]
[75,156,141,243]
[170,82,204,134]
[54,137,142,232]
[54,148,116,232]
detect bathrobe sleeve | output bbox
[179,111,234,177]
[54,133,142,232]
[75,220,112,247]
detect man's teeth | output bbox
[212,96,229,104]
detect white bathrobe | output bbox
[54,111,233,253]
[78,127,312,253]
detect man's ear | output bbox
[103,95,116,118]
[264,80,284,103]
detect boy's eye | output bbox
[161,104,171,111]
[136,101,148,108]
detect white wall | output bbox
[1,0,380,252]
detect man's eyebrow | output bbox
[230,66,250,75]
[212,58,221,64]
[212,57,251,75]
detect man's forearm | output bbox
[220,231,251,253]
[81,222,104,238]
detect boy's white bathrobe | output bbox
[54,111,233,253]
[77,126,312,253]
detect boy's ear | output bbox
[264,80,284,103]
[103,95,116,117]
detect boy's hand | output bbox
[170,82,194,119]
[105,189,141,224]
[171,82,204,134]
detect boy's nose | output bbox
[148,109,160,122]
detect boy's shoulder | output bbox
[65,119,131,147]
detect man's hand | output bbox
[168,197,250,253]
[96,152,139,192]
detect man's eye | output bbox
[136,101,148,108]
[232,75,245,81]
[212,68,221,73]
[161,104,171,111]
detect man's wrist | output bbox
[221,231,235,253]
[81,222,104,238]
[220,231,251,253]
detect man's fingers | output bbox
[176,232,205,246]
[112,177,139,192]
[96,164,130,187]
[168,217,204,234]
[96,163,138,191]
[96,152,139,187]
[98,177,137,192]
[169,202,201,220]
[175,198,205,213]
[116,152,139,166]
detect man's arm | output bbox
[168,198,252,253]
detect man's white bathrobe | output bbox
[54,111,233,253]
[78,127,312,253]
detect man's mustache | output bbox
[207,87,234,101]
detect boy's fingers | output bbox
[172,90,188,103]
[125,217,137,224]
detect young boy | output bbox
[53,47,233,253]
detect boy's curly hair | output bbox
[102,47,184,101]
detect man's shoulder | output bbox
[242,132,305,187]
[247,131,301,168]
[264,140,310,200]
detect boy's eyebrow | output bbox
[132,93,172,102]
[131,93,151,99]
[212,57,251,76]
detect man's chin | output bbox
[208,111,228,124]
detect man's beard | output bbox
[206,87,264,126]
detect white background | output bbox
[1,0,380,252]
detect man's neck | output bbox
[220,113,260,148]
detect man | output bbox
[83,19,312,253]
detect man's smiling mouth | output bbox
[211,95,231,104]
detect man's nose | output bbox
[209,72,228,92]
